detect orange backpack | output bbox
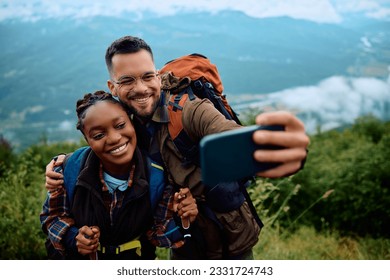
[160,53,241,165]
[160,54,264,232]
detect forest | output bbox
[0,115,389,259]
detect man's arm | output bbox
[183,99,309,178]
[182,98,241,141]
[45,154,66,191]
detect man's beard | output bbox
[120,99,157,121]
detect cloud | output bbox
[241,0,342,23]
[1,0,388,23]
[234,75,390,133]
[331,0,390,20]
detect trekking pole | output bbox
[85,226,99,260]
[179,190,192,239]
[181,217,191,239]
[89,251,98,260]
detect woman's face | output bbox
[82,101,136,176]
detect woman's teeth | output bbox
[110,143,127,154]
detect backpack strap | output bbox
[167,92,188,139]
[167,89,200,166]
[240,180,264,228]
[145,155,166,211]
[192,80,241,124]
[61,146,92,208]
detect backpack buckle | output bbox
[98,240,142,256]
[98,244,120,254]
[204,82,214,89]
[193,80,203,89]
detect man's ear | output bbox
[157,70,161,83]
[107,80,117,97]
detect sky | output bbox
[1,0,390,23]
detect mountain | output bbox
[0,11,389,151]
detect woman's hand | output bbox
[75,225,100,258]
[173,188,198,228]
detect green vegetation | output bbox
[0,140,85,259]
[0,116,389,259]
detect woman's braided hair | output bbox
[76,90,120,133]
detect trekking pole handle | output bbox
[181,217,190,230]
[84,226,99,260]
[181,217,191,239]
[175,189,192,238]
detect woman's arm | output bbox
[40,184,78,255]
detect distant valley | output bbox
[0,11,389,151]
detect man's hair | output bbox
[105,36,154,75]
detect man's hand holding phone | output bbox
[253,111,310,178]
[200,111,309,185]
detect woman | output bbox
[40,90,197,260]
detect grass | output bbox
[155,225,390,260]
[254,226,390,260]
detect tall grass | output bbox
[250,178,390,260]
[254,225,390,260]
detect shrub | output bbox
[0,141,85,259]
[0,150,47,259]
[250,116,390,238]
[0,135,15,177]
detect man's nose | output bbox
[132,78,148,92]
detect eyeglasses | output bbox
[112,71,159,91]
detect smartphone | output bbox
[199,125,284,186]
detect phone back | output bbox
[200,125,283,186]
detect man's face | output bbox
[107,49,161,119]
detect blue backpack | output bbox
[50,146,182,247]
[59,146,165,210]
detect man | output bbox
[46,36,309,259]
